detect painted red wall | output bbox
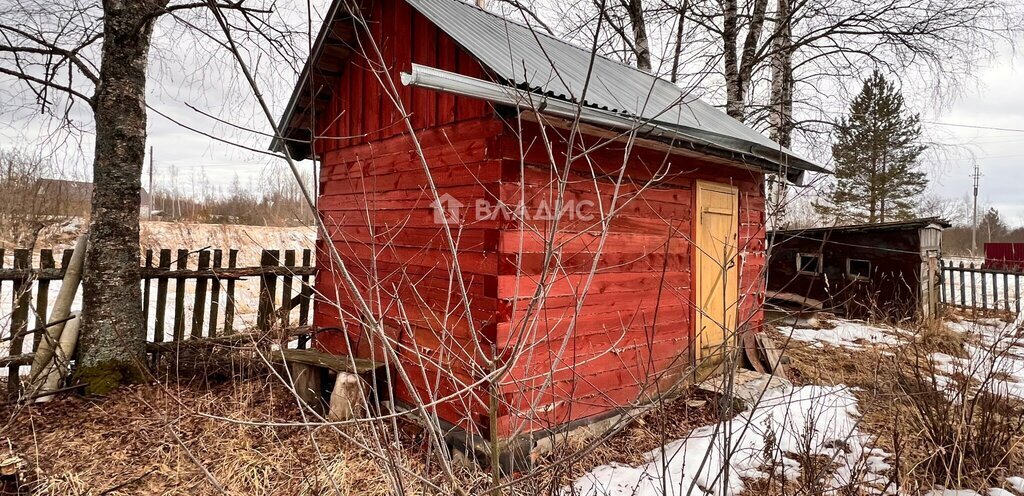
[311,1,499,433]
[489,122,766,436]
[985,243,1024,272]
[309,0,767,439]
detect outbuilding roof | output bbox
[272,0,827,179]
[770,217,952,237]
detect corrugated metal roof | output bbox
[405,0,821,173]
[770,217,952,236]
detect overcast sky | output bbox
[922,47,1024,226]
[0,3,1020,225]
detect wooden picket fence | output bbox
[0,247,316,391]
[940,259,1022,314]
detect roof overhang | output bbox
[269,1,358,160]
[401,64,827,184]
[271,0,829,185]
[769,217,953,237]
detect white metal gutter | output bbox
[400,63,814,185]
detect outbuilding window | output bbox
[797,253,822,275]
[847,258,871,280]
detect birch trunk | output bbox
[74,0,168,394]
[722,0,742,119]
[625,0,652,71]
[768,0,793,148]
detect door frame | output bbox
[692,180,740,368]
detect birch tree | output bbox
[0,0,282,394]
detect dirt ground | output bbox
[5,312,1022,495]
[0,355,733,496]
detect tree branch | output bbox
[0,65,94,108]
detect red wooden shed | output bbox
[272,0,824,465]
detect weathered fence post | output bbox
[257,249,280,335]
[209,249,222,337]
[939,260,947,307]
[959,262,966,308]
[1004,272,1010,312]
[172,249,189,341]
[191,250,210,338]
[154,249,171,343]
[299,249,313,349]
[224,249,238,334]
[281,250,295,330]
[142,250,152,338]
[8,249,30,396]
[34,250,54,353]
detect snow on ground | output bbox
[566,385,892,496]
[1006,477,1024,493]
[930,315,1024,400]
[1,221,315,374]
[943,256,1023,313]
[775,319,901,350]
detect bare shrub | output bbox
[0,149,80,248]
[897,331,1024,486]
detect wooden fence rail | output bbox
[0,247,316,389]
[940,259,1022,314]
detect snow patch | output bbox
[777,319,900,350]
[566,385,891,496]
[929,318,1024,400]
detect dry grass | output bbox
[1,370,485,495]
[511,387,739,493]
[8,313,1020,495]
[0,355,738,496]
[769,312,1024,494]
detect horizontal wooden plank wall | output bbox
[306,0,769,438]
[313,119,504,434]
[493,122,767,435]
[313,2,488,156]
[308,0,503,434]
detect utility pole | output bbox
[148,146,155,221]
[971,161,980,255]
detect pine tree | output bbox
[979,207,1009,243]
[815,71,928,224]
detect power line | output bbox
[925,121,1024,134]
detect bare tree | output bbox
[0,0,284,394]
[0,148,82,248]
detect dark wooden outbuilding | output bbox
[272,0,824,463]
[766,218,949,320]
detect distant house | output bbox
[36,178,152,217]
[767,218,950,320]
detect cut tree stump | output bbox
[328,372,369,421]
[273,349,384,417]
[290,363,323,407]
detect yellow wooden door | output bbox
[694,181,740,376]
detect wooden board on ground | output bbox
[754,333,788,380]
[742,331,767,373]
[272,349,382,375]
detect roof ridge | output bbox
[436,0,679,94]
